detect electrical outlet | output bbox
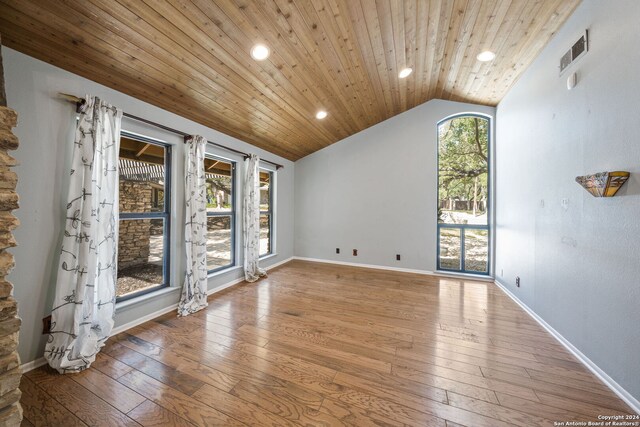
[516,276,520,287]
[353,249,358,256]
[501,269,504,276]
[336,248,340,254]
[396,254,401,261]
[42,315,52,335]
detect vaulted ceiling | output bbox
[0,0,580,160]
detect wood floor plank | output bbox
[260,311,410,352]
[19,376,87,427]
[117,334,240,392]
[91,352,135,379]
[333,367,449,406]
[534,390,634,418]
[495,391,590,422]
[116,370,245,427]
[331,370,513,427]
[70,368,147,414]
[255,326,393,374]
[126,400,196,427]
[334,371,448,409]
[325,385,448,427]
[20,261,633,426]
[159,313,270,347]
[447,391,551,427]
[230,379,324,413]
[135,331,326,393]
[215,334,339,381]
[168,340,340,414]
[406,336,540,362]
[25,367,140,426]
[395,345,528,378]
[480,367,631,413]
[407,335,596,381]
[104,342,206,395]
[393,363,539,403]
[149,328,339,388]
[524,367,612,395]
[173,339,339,397]
[319,397,405,427]
[278,310,416,343]
[392,349,496,376]
[487,337,578,362]
[191,383,299,427]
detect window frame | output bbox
[436,113,492,276]
[259,168,274,258]
[205,155,237,274]
[116,131,172,302]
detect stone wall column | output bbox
[0,35,23,427]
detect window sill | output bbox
[115,286,181,312]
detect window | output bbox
[259,169,273,257]
[117,132,171,300]
[205,156,235,273]
[437,115,490,274]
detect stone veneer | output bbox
[0,35,23,426]
[118,181,153,269]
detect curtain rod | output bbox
[58,93,283,170]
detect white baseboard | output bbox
[494,278,640,414]
[20,256,294,374]
[293,256,436,275]
[292,256,493,282]
[20,357,47,374]
[110,303,180,336]
[262,256,295,272]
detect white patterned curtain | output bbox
[45,95,122,373]
[177,135,208,316]
[243,154,267,282]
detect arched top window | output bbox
[437,114,491,274]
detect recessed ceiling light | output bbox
[316,110,328,120]
[250,44,270,61]
[398,67,413,78]
[476,51,496,62]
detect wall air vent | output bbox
[560,30,588,75]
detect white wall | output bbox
[295,99,494,272]
[3,48,294,365]
[495,0,640,403]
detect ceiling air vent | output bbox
[560,30,588,75]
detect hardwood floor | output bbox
[21,260,634,426]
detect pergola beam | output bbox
[135,143,151,157]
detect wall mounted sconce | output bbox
[575,171,630,197]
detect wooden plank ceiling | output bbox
[0,0,580,160]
